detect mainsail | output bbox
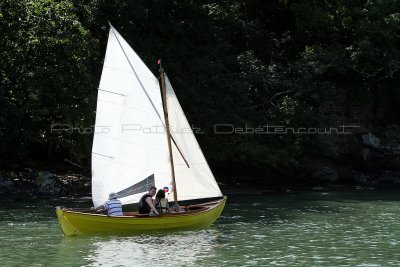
[92,26,171,207]
[92,25,222,207]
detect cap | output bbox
[108,192,118,200]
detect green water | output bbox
[1,189,400,266]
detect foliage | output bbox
[0,0,399,175]
[0,0,99,161]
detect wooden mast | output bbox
[159,62,178,208]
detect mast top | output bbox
[157,59,163,71]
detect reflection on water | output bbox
[2,190,400,266]
[82,231,219,266]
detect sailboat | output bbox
[55,24,226,236]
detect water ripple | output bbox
[2,191,400,266]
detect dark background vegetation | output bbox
[1,0,399,185]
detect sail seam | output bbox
[97,98,158,116]
[93,155,171,176]
[110,27,165,126]
[98,88,125,96]
[92,152,114,159]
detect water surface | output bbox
[1,189,400,266]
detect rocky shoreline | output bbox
[1,127,400,198]
[308,128,400,186]
[0,169,91,197]
[1,167,400,199]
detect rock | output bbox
[35,171,65,195]
[0,180,14,188]
[360,148,372,161]
[375,171,400,185]
[383,124,400,142]
[354,173,370,184]
[312,167,339,183]
[386,157,400,170]
[361,132,380,149]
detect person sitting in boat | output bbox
[138,186,159,215]
[96,192,123,216]
[155,189,170,214]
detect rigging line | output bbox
[98,103,190,169]
[110,26,165,127]
[109,25,190,168]
[171,135,190,168]
[98,88,125,96]
[103,63,158,81]
[174,162,208,165]
[163,74,191,168]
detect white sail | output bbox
[91,26,172,207]
[165,76,223,201]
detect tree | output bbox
[0,0,99,162]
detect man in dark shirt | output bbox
[138,186,159,215]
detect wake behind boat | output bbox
[55,24,226,236]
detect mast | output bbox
[159,62,178,207]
